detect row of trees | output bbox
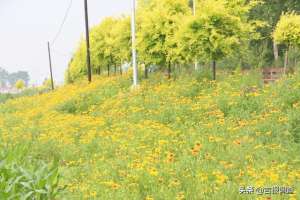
[274,12,300,72]
[0,68,30,88]
[66,0,300,83]
[250,0,300,68]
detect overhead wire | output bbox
[50,0,73,46]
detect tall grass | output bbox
[0,70,299,199]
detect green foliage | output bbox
[274,12,300,47]
[289,113,300,143]
[66,40,87,82]
[0,147,64,199]
[95,17,118,71]
[0,68,30,87]
[56,77,131,114]
[248,0,300,67]
[67,16,131,82]
[0,94,14,103]
[66,0,300,82]
[42,79,54,90]
[178,0,259,62]
[137,0,190,67]
[111,17,132,64]
[0,88,50,104]
[1,72,300,199]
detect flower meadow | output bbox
[0,71,299,200]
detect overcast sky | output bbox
[0,0,131,85]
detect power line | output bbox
[50,0,73,46]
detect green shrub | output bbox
[0,94,14,103]
[288,112,300,143]
[0,88,50,104]
[0,147,64,199]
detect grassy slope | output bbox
[0,87,50,104]
[0,71,299,200]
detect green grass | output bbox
[0,87,50,104]
[0,70,299,199]
[0,145,63,199]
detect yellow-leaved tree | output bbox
[15,80,25,90]
[274,12,300,72]
[137,0,191,79]
[177,0,260,80]
[66,16,131,82]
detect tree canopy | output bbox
[67,16,131,81]
[66,0,300,82]
[274,12,300,47]
[0,68,30,87]
[137,0,191,68]
[15,80,25,90]
[179,0,258,62]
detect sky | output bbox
[0,0,131,85]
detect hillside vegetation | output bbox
[0,71,299,199]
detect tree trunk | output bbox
[114,64,117,75]
[174,63,179,80]
[168,61,171,79]
[284,47,289,75]
[194,58,198,71]
[107,65,110,77]
[119,60,123,75]
[179,64,182,73]
[212,60,216,80]
[109,55,113,76]
[273,41,279,66]
[145,65,148,79]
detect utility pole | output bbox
[47,42,55,90]
[84,0,92,83]
[193,0,196,16]
[193,0,198,71]
[212,60,216,80]
[131,0,138,86]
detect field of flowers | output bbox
[0,70,299,199]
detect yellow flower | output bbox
[148,168,158,176]
[270,173,279,182]
[266,131,272,136]
[166,152,175,163]
[255,178,265,187]
[176,192,185,200]
[145,196,154,200]
[213,171,228,185]
[169,179,181,187]
[197,172,208,182]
